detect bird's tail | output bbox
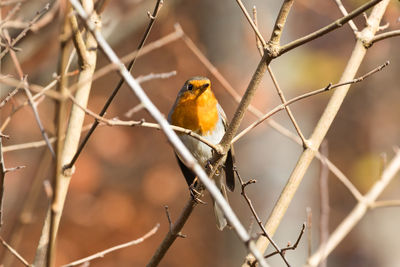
[213,176,228,231]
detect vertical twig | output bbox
[319,142,330,267]
[0,135,6,226]
[306,207,312,258]
[266,65,307,148]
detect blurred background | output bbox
[1,0,399,266]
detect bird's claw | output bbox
[189,185,206,204]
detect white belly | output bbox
[177,117,225,167]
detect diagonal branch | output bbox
[62,224,160,267]
[278,0,383,56]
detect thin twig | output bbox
[62,224,160,267]
[369,200,400,209]
[263,223,305,259]
[0,236,30,266]
[0,135,6,226]
[70,1,269,266]
[334,0,359,34]
[22,78,55,157]
[235,169,290,267]
[0,3,50,59]
[368,29,400,46]
[0,2,21,28]
[235,0,266,47]
[147,199,197,267]
[64,0,164,170]
[164,206,186,238]
[318,141,329,267]
[252,6,264,56]
[267,65,307,148]
[0,84,21,108]
[306,207,312,258]
[278,0,383,55]
[0,0,26,7]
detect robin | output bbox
[168,76,235,230]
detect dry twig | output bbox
[62,224,160,267]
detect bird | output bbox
[168,76,235,230]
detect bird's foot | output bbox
[189,185,206,204]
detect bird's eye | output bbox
[187,84,193,91]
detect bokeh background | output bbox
[1,0,399,266]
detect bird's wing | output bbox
[217,104,235,191]
[175,154,197,187]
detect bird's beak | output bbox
[199,83,210,92]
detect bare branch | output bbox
[369,200,400,209]
[22,78,55,157]
[334,0,359,34]
[266,65,307,148]
[0,3,50,59]
[235,169,291,267]
[269,0,294,46]
[62,224,160,267]
[264,223,305,259]
[368,29,400,46]
[279,0,383,55]
[0,236,30,266]
[318,142,329,267]
[235,0,266,47]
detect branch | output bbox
[235,170,291,266]
[307,149,400,266]
[69,1,269,266]
[334,0,359,34]
[235,0,266,47]
[147,200,196,267]
[0,135,6,226]
[0,3,50,59]
[0,236,30,266]
[269,0,294,46]
[368,29,400,46]
[62,224,160,267]
[22,78,55,157]
[266,65,307,148]
[278,0,383,55]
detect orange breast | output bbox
[170,89,219,135]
